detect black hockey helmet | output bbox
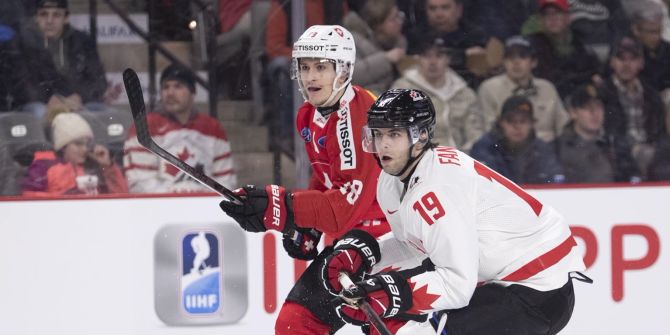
[367,88,435,135]
[363,89,436,154]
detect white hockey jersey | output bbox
[375,146,585,314]
[123,111,236,193]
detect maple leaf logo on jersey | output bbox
[166,148,193,176]
[406,280,441,314]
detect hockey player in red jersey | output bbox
[219,25,392,334]
[322,89,591,335]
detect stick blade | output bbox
[122,68,152,147]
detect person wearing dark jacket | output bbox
[21,0,108,104]
[599,36,667,178]
[526,0,602,98]
[406,0,501,87]
[555,84,640,183]
[471,95,565,184]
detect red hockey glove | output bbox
[282,227,322,260]
[219,185,295,233]
[336,271,412,326]
[322,230,381,295]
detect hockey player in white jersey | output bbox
[321,88,590,335]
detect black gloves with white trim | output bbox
[321,229,382,295]
[337,271,413,326]
[219,185,322,260]
[219,185,295,233]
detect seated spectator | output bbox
[599,36,667,179]
[630,0,670,96]
[391,35,481,151]
[569,0,630,63]
[555,84,640,183]
[471,95,564,184]
[343,0,406,95]
[123,64,237,193]
[526,0,602,98]
[406,0,503,86]
[464,0,538,41]
[20,0,118,105]
[476,36,568,142]
[21,112,128,196]
[1,0,72,114]
[621,0,670,43]
[264,0,347,149]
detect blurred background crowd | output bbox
[1,0,669,197]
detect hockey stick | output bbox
[338,272,393,335]
[122,68,243,205]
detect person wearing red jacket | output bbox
[220,25,392,334]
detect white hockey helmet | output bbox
[291,25,356,107]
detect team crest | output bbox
[409,90,423,101]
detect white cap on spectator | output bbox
[52,113,93,151]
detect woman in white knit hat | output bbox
[21,112,128,196]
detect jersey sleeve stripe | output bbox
[213,169,235,177]
[213,152,232,161]
[125,163,159,171]
[501,236,577,281]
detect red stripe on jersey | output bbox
[501,236,577,281]
[123,147,149,155]
[125,163,158,171]
[213,152,232,161]
[213,169,235,177]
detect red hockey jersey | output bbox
[292,85,387,237]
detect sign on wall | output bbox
[0,185,667,334]
[69,14,148,44]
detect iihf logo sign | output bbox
[181,232,221,314]
[155,223,247,325]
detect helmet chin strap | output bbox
[392,138,433,178]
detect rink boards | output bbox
[0,184,668,334]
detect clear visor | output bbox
[362,125,425,153]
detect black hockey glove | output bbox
[321,229,381,295]
[219,185,296,234]
[336,271,412,326]
[282,227,322,260]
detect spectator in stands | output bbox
[20,0,117,106]
[621,0,670,43]
[526,0,602,98]
[476,35,568,142]
[1,0,74,113]
[406,0,503,86]
[630,0,670,96]
[600,36,667,179]
[555,84,640,183]
[264,0,347,150]
[21,112,128,196]
[391,34,481,151]
[463,0,538,41]
[343,0,406,95]
[569,0,630,63]
[123,64,236,193]
[471,95,565,184]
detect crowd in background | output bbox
[1,0,670,197]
